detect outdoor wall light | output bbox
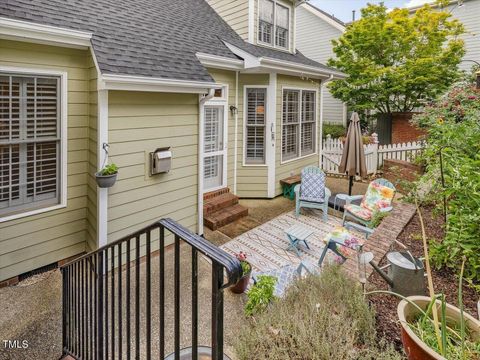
[230,105,238,115]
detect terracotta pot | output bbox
[397,295,480,360]
[229,270,251,294]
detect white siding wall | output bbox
[296,4,346,125]
[448,0,480,71]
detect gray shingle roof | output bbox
[0,0,338,82]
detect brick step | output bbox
[203,187,230,201]
[203,192,239,216]
[204,204,248,230]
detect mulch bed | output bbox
[367,205,479,350]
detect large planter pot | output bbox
[397,295,480,360]
[230,270,251,294]
[95,172,118,188]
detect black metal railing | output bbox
[61,218,242,360]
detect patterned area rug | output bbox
[220,209,363,273]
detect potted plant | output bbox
[367,202,480,360]
[95,163,118,188]
[230,251,252,294]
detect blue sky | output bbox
[309,0,432,22]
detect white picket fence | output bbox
[322,135,424,175]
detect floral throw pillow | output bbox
[361,181,395,211]
[300,172,326,202]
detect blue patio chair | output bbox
[342,178,396,229]
[294,166,331,221]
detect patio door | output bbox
[203,104,227,191]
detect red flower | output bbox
[236,251,247,261]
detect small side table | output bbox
[285,225,313,257]
[333,193,350,211]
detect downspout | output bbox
[319,75,333,168]
[233,71,239,195]
[198,88,215,235]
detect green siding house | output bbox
[0,0,343,283]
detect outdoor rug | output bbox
[220,209,363,273]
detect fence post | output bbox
[371,133,379,172]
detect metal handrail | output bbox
[61,218,242,360]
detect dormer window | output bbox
[258,0,290,50]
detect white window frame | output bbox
[200,84,229,193]
[0,66,67,223]
[257,0,292,52]
[243,85,268,167]
[280,86,319,164]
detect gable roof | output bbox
[302,2,346,32]
[0,0,341,83]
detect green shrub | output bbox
[234,266,402,360]
[99,163,118,176]
[244,275,277,316]
[412,73,480,290]
[323,123,346,138]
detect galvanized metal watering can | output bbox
[361,249,425,297]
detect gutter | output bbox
[99,73,218,94]
[319,74,334,168]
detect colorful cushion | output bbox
[300,172,326,202]
[324,226,364,259]
[360,181,395,212]
[344,204,373,221]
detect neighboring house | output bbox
[408,0,480,71]
[0,0,343,283]
[296,2,347,126]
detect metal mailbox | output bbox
[150,147,172,175]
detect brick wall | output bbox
[391,112,426,144]
[383,159,424,193]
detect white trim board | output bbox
[0,66,68,223]
[0,17,92,49]
[97,90,108,247]
[267,73,277,198]
[301,3,346,32]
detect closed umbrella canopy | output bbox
[339,112,367,194]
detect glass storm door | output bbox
[203,105,226,191]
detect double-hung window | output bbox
[0,73,62,217]
[282,89,316,161]
[258,0,290,50]
[245,88,266,164]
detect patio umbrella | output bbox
[339,112,367,195]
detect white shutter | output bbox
[282,90,299,160]
[301,91,316,155]
[245,88,266,164]
[0,74,60,215]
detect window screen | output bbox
[282,89,316,161]
[0,74,61,216]
[275,4,289,48]
[245,88,266,164]
[259,0,274,44]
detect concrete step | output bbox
[203,192,239,216]
[204,204,249,231]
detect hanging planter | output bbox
[95,163,118,188]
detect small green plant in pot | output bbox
[230,252,252,294]
[95,163,118,188]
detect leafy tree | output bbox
[327,2,465,114]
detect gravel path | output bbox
[0,270,62,360]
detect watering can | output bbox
[361,248,425,297]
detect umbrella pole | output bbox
[348,176,354,196]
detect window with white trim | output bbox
[258,0,290,50]
[282,89,316,161]
[0,74,61,217]
[245,88,266,164]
